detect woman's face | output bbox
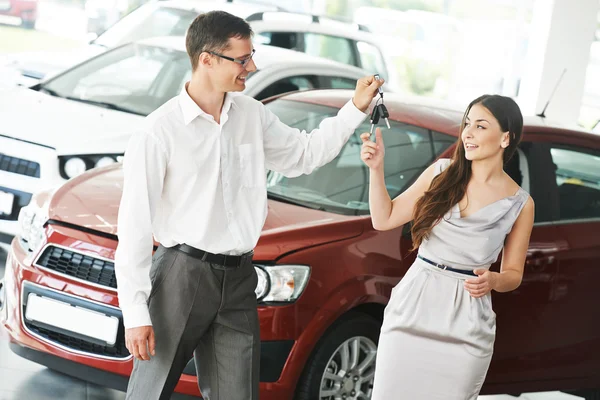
[461,103,510,162]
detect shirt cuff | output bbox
[121,303,153,329]
[338,99,368,129]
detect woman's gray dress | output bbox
[371,158,529,400]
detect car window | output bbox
[356,41,387,76]
[327,77,357,89]
[42,44,189,116]
[254,32,299,51]
[94,6,197,48]
[551,147,600,221]
[265,99,454,215]
[255,75,316,100]
[303,33,356,67]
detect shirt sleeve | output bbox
[261,99,367,177]
[114,131,168,329]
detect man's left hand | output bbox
[352,75,385,113]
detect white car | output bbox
[0,37,369,242]
[0,1,392,89]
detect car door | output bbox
[485,139,568,385]
[542,140,600,380]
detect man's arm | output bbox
[114,131,168,329]
[261,76,383,177]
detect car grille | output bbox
[0,154,40,178]
[24,324,130,359]
[35,246,117,290]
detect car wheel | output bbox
[294,312,380,400]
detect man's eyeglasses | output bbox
[207,49,256,67]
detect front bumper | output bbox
[2,234,301,399]
[0,135,65,237]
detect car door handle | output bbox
[525,253,555,272]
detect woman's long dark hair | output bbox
[410,94,524,251]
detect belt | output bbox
[173,244,253,268]
[417,255,477,277]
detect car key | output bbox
[377,103,390,129]
[370,104,380,134]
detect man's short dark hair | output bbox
[186,11,253,71]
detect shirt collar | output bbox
[179,82,240,126]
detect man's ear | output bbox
[199,52,212,68]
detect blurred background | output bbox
[0,0,598,129]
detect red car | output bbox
[2,89,600,399]
[0,0,38,28]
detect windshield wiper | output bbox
[40,87,62,98]
[267,191,327,211]
[65,96,146,116]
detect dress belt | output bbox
[417,255,477,277]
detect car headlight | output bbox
[17,203,47,253]
[59,154,123,179]
[64,157,87,179]
[254,265,310,302]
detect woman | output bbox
[362,95,535,399]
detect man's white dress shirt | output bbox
[115,84,367,328]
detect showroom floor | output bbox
[0,250,584,400]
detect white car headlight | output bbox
[95,156,117,168]
[17,205,36,243]
[254,265,310,302]
[64,157,87,179]
[17,203,47,252]
[59,154,123,179]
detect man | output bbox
[115,10,384,400]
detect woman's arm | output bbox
[361,128,439,231]
[494,196,535,292]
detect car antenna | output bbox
[537,68,566,118]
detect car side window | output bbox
[550,147,600,221]
[326,77,357,89]
[356,41,387,77]
[254,75,317,100]
[254,32,299,50]
[303,33,357,66]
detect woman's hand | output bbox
[464,269,497,298]
[360,127,385,170]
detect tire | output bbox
[295,312,381,400]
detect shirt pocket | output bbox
[237,143,266,188]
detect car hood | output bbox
[0,87,143,155]
[48,164,364,259]
[5,44,105,81]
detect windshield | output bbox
[94,5,197,48]
[40,43,191,116]
[264,100,455,215]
